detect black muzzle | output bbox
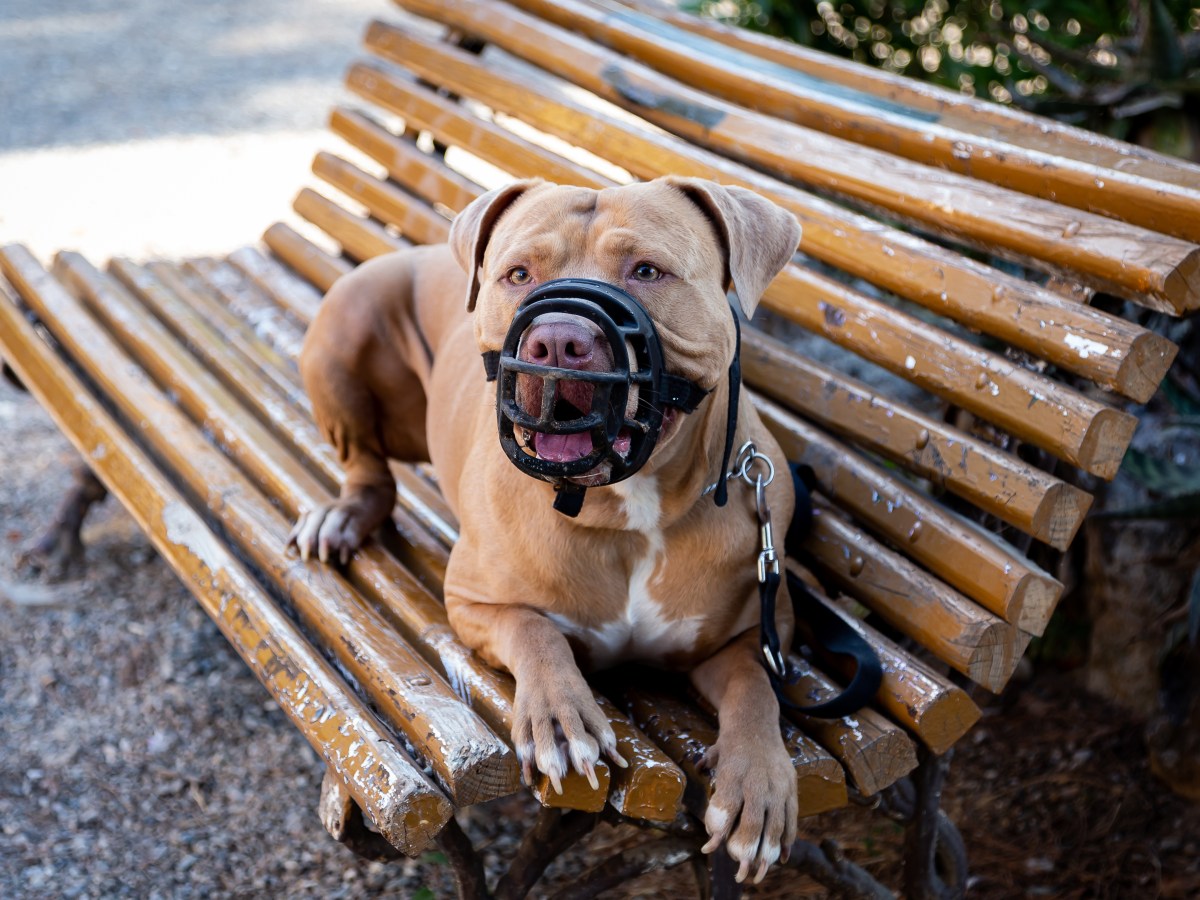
[482,278,710,514]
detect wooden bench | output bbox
[2,0,1195,895]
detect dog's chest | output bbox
[548,477,706,669]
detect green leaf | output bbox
[412,888,436,900]
[420,851,449,866]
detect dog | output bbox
[290,177,801,883]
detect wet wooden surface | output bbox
[616,0,1200,200]
[614,683,850,818]
[779,657,919,796]
[756,396,1062,636]
[388,1,1200,313]
[0,245,453,855]
[43,251,519,810]
[792,584,982,757]
[505,0,1200,244]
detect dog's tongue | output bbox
[534,430,594,462]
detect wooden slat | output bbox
[794,585,981,756]
[350,45,1176,404]
[0,246,453,854]
[263,221,352,291]
[615,683,849,819]
[806,506,1032,693]
[756,394,1062,635]
[185,258,309,360]
[779,658,918,796]
[387,2,1200,313]
[330,106,484,214]
[121,259,689,821]
[503,0,1200,244]
[345,64,608,189]
[760,260,1138,481]
[313,151,453,245]
[227,245,323,324]
[140,261,312,417]
[743,329,1092,550]
[157,259,460,556]
[617,0,1200,197]
[51,252,519,809]
[294,187,407,261]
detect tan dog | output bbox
[291,177,801,883]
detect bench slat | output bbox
[294,187,407,260]
[314,151,454,246]
[615,684,850,817]
[780,658,918,796]
[618,0,1200,198]
[743,331,1092,550]
[755,394,1062,635]
[504,0,1200,245]
[330,107,485,215]
[347,65,608,190]
[808,507,1033,692]
[794,586,981,756]
[263,221,352,292]
[49,252,520,809]
[227,245,324,329]
[388,1,1200,313]
[349,45,1176,403]
[0,247,453,854]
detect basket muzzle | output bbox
[482,278,710,509]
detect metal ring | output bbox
[736,445,774,489]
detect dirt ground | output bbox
[3,374,1199,898]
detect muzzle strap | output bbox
[711,311,742,508]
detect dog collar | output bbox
[481,277,738,516]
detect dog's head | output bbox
[450,176,800,486]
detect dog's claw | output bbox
[581,761,599,791]
[548,770,563,795]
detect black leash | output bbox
[756,462,883,719]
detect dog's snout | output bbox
[522,321,597,369]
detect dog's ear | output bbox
[450,180,542,312]
[667,178,801,318]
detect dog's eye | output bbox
[507,267,532,286]
[632,263,662,282]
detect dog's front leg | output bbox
[446,597,627,791]
[692,630,798,884]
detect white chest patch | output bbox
[550,476,705,668]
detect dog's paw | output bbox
[511,670,627,793]
[701,732,798,884]
[287,503,375,565]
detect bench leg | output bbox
[438,816,492,900]
[705,848,744,900]
[19,462,108,578]
[318,768,402,862]
[492,807,598,900]
[903,747,967,900]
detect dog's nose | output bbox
[522,321,596,369]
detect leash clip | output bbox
[754,474,779,584]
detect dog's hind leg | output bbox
[19,462,108,578]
